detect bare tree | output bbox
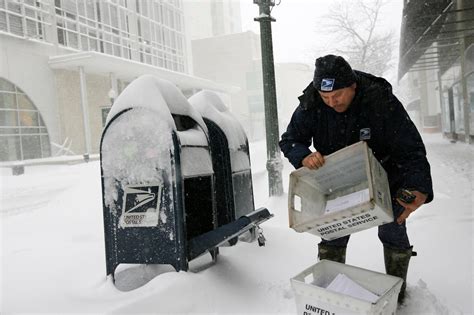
[319,0,396,77]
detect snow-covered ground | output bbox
[1,133,472,314]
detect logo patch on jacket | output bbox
[320,78,335,91]
[360,128,371,140]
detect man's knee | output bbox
[378,222,410,249]
[320,235,350,247]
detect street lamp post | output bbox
[254,0,284,196]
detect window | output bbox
[0,0,47,38]
[0,0,187,72]
[0,78,51,161]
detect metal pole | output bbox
[79,66,92,161]
[437,71,446,134]
[459,38,471,144]
[254,0,283,196]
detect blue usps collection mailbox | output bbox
[100,75,272,279]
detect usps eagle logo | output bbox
[321,78,335,91]
[119,185,162,228]
[360,128,371,140]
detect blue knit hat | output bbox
[313,55,356,92]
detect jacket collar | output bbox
[298,82,318,110]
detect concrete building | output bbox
[398,0,473,142]
[192,31,261,137]
[0,0,234,162]
[399,70,443,133]
[183,1,314,141]
[182,0,242,90]
[183,0,242,40]
[192,31,313,141]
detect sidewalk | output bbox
[422,132,473,185]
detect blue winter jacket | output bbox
[279,70,433,203]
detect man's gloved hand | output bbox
[302,152,325,170]
[396,190,428,224]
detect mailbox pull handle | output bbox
[257,226,266,247]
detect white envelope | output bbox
[326,273,379,303]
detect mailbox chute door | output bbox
[101,108,186,276]
[189,91,255,221]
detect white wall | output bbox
[0,34,62,146]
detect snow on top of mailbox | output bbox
[101,108,174,215]
[188,90,247,150]
[106,75,207,134]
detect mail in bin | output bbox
[288,141,393,240]
[188,90,255,228]
[100,75,272,279]
[291,260,403,315]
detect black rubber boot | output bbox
[318,243,346,263]
[384,246,414,304]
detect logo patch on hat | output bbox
[320,78,335,91]
[360,128,371,140]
